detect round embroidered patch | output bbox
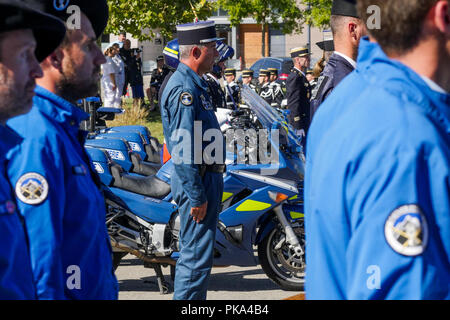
[15,173,49,205]
[384,204,428,257]
[180,92,193,106]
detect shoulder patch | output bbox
[180,92,193,106]
[384,204,428,257]
[15,172,49,205]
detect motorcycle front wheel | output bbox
[258,224,305,291]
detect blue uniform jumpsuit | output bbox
[305,37,450,299]
[0,125,36,299]
[310,52,355,120]
[160,62,224,300]
[6,86,118,300]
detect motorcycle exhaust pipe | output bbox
[110,239,177,266]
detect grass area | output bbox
[106,98,164,143]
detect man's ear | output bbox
[433,0,450,34]
[45,48,64,73]
[192,46,202,59]
[348,21,358,41]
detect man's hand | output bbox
[190,201,208,223]
[296,129,305,137]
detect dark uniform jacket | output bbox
[269,81,285,108]
[310,52,355,120]
[204,73,226,111]
[128,56,143,86]
[151,66,171,90]
[224,81,240,109]
[286,67,311,131]
[259,82,273,106]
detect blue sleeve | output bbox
[166,89,207,208]
[344,144,450,300]
[7,137,67,300]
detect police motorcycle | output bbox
[85,83,306,294]
[78,97,164,179]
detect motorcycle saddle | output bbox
[144,142,162,164]
[130,153,160,176]
[110,164,171,199]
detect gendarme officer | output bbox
[0,0,65,299]
[224,68,240,109]
[6,0,118,299]
[160,21,226,300]
[286,47,311,138]
[310,0,367,120]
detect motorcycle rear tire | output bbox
[258,227,305,292]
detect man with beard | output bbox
[160,21,225,300]
[310,0,367,119]
[6,0,118,299]
[0,0,65,299]
[305,0,450,299]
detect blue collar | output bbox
[0,125,22,158]
[177,63,209,92]
[33,85,89,129]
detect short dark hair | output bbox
[330,14,361,38]
[357,0,439,54]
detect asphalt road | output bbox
[115,254,303,300]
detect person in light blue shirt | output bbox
[305,0,450,300]
[6,1,118,300]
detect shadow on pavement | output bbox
[117,257,281,294]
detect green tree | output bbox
[218,0,305,57]
[301,0,333,28]
[105,0,217,41]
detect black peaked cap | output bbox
[316,40,334,52]
[0,0,66,62]
[38,0,109,38]
[331,0,359,18]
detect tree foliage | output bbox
[301,0,333,28]
[218,0,305,56]
[219,0,305,34]
[104,0,333,45]
[105,0,217,41]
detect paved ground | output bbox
[115,254,303,300]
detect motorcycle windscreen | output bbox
[240,85,303,150]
